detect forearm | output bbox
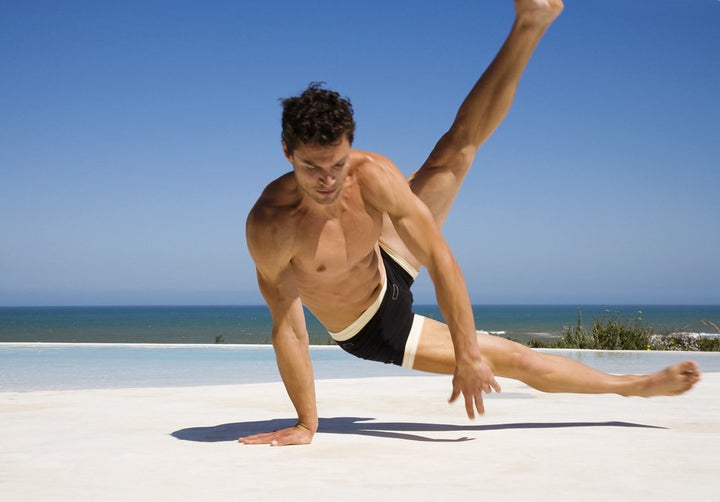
[272,329,318,432]
[426,248,481,364]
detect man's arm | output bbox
[361,157,500,418]
[240,208,318,446]
[396,200,501,418]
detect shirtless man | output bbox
[242,0,700,446]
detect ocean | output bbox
[1,304,718,345]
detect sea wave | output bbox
[663,332,720,338]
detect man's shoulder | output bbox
[349,149,400,188]
[249,172,299,213]
[349,149,406,201]
[247,172,301,239]
[349,149,393,170]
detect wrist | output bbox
[455,344,483,366]
[297,418,318,434]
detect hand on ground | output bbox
[239,423,315,446]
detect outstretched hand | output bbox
[449,358,502,418]
[239,423,315,447]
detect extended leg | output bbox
[410,0,564,228]
[380,0,564,264]
[412,316,701,397]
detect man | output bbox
[242,0,700,446]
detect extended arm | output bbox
[362,157,501,417]
[393,192,500,417]
[241,209,318,446]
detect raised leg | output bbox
[412,316,701,397]
[410,0,564,227]
[380,0,564,267]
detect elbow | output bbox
[271,326,310,346]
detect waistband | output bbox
[328,268,386,342]
[378,242,419,279]
[327,244,418,342]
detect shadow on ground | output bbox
[171,417,664,443]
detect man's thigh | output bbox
[411,316,526,376]
[411,316,458,374]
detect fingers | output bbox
[450,362,501,418]
[472,391,485,417]
[465,394,476,420]
[450,384,486,419]
[238,431,277,445]
[450,381,500,418]
[239,425,313,446]
[491,376,502,394]
[475,392,485,415]
[448,385,461,404]
[485,375,502,394]
[450,382,480,418]
[461,391,488,419]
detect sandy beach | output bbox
[2,364,719,501]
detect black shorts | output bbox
[330,247,424,367]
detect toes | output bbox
[679,360,699,374]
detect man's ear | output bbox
[281,141,292,161]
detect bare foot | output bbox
[515,0,564,26]
[636,361,701,397]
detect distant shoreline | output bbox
[2,304,718,346]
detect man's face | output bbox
[284,137,352,205]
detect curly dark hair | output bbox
[281,82,355,154]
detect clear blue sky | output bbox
[2,0,718,306]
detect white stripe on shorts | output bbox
[401,314,425,369]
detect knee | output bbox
[425,133,476,176]
[504,343,539,374]
[482,337,539,377]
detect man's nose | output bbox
[319,172,335,186]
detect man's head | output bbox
[281,83,355,155]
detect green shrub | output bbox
[697,337,720,351]
[555,309,652,350]
[557,308,595,349]
[521,309,720,352]
[592,311,652,350]
[525,338,554,348]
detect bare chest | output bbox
[292,206,382,278]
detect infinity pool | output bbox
[1,344,717,391]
